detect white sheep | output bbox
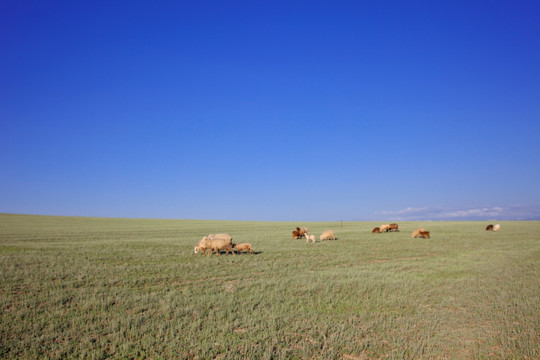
[493,224,501,232]
[194,234,235,255]
[208,233,233,241]
[320,230,335,241]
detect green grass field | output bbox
[1,214,539,359]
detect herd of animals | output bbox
[371,223,430,239]
[193,223,502,255]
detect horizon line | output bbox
[1,212,538,223]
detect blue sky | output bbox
[1,1,539,221]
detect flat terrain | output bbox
[1,214,539,359]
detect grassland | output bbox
[1,214,539,359]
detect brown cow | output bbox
[388,223,399,232]
[372,227,382,233]
[419,231,430,239]
[292,230,300,239]
[486,224,494,231]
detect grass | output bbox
[1,214,539,359]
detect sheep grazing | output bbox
[209,240,235,255]
[379,224,391,232]
[320,230,335,241]
[296,227,307,238]
[207,233,233,242]
[419,231,430,239]
[411,228,426,238]
[292,227,308,239]
[388,223,399,232]
[305,234,316,243]
[233,243,254,254]
[194,236,213,255]
[493,224,501,232]
[486,224,494,231]
[194,234,235,255]
[372,227,382,233]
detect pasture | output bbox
[1,214,539,359]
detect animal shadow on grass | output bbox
[239,251,262,255]
[213,250,262,255]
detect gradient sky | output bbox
[1,1,539,221]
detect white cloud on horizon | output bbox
[373,203,540,221]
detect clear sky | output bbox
[1,1,539,221]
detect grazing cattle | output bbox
[292,230,300,239]
[320,230,335,241]
[388,223,399,232]
[380,224,391,232]
[372,227,382,233]
[486,224,494,231]
[419,231,430,239]
[493,224,501,232]
[305,234,316,243]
